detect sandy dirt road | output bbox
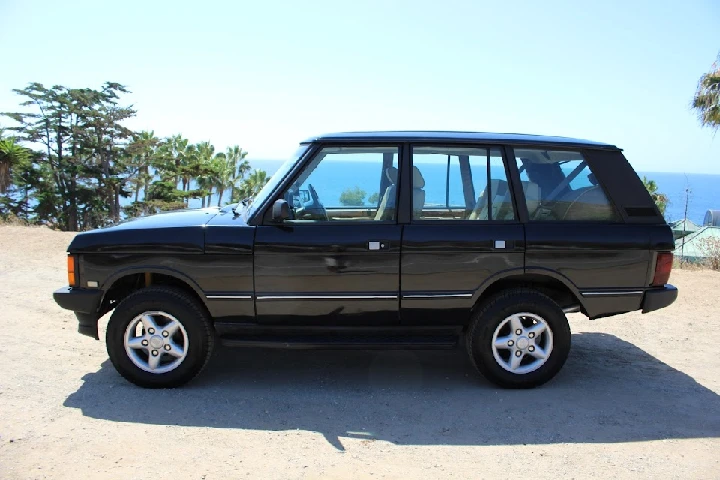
[1,225,719,479]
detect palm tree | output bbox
[0,136,31,194]
[158,134,190,191]
[692,54,720,131]
[236,169,269,201]
[126,130,160,202]
[192,141,216,208]
[211,153,236,207]
[225,145,250,201]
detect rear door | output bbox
[254,145,403,325]
[400,145,525,325]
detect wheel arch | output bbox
[472,268,586,318]
[95,267,210,332]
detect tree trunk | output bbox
[217,187,224,207]
[201,196,205,208]
[68,177,78,231]
[114,186,121,223]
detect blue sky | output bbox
[1,0,719,173]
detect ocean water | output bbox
[188,159,719,225]
[637,172,719,225]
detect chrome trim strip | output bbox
[207,295,253,300]
[581,291,643,297]
[403,293,473,299]
[256,295,397,300]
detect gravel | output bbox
[1,225,719,479]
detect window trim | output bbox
[507,145,625,224]
[259,142,404,226]
[408,143,520,225]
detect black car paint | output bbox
[54,132,677,342]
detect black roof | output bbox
[302,131,617,149]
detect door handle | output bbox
[368,241,387,251]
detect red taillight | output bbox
[652,252,673,286]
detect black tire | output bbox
[106,286,214,388]
[465,288,571,389]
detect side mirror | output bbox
[271,199,290,222]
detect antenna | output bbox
[681,174,691,264]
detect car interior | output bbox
[280,147,620,223]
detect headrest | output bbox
[413,166,425,188]
[385,166,398,184]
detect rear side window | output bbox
[514,149,621,222]
[412,147,515,221]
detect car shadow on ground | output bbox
[64,332,720,450]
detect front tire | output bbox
[106,287,214,388]
[466,288,571,389]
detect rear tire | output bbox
[106,286,214,388]
[466,288,571,389]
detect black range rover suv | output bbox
[53,131,678,389]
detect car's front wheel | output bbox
[106,286,214,388]
[466,288,571,388]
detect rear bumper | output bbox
[53,287,103,339]
[641,284,678,313]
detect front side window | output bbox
[412,147,515,221]
[514,149,621,222]
[276,146,399,223]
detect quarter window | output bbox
[412,147,515,221]
[277,146,399,223]
[514,149,621,222]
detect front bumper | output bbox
[641,284,678,313]
[53,287,104,339]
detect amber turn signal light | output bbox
[67,255,77,287]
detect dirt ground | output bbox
[0,225,719,479]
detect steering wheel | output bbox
[296,183,328,220]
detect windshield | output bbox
[245,144,312,220]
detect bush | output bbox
[339,187,366,206]
[0,213,29,226]
[700,237,720,270]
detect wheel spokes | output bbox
[528,345,548,360]
[166,341,185,358]
[491,312,555,375]
[494,335,513,349]
[163,319,181,337]
[508,314,524,334]
[126,336,146,350]
[124,311,189,374]
[509,350,524,371]
[147,350,162,370]
[141,314,160,334]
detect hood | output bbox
[68,207,227,254]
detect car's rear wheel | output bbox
[106,286,214,388]
[466,288,571,388]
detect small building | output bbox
[704,209,720,227]
[674,226,720,263]
[669,218,700,240]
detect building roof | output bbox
[669,219,701,233]
[674,226,720,259]
[302,131,618,149]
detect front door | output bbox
[254,145,402,325]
